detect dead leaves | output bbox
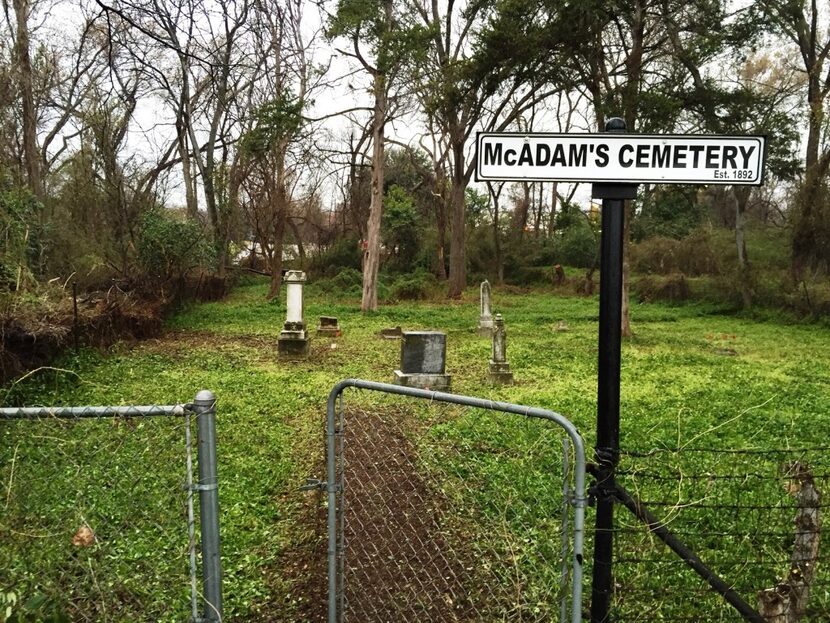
[72,524,95,548]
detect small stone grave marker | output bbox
[379,326,403,339]
[317,316,341,337]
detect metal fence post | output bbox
[194,390,223,621]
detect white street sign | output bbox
[476,133,766,185]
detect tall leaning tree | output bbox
[11,0,41,199]
[244,0,321,300]
[98,0,254,274]
[328,0,425,311]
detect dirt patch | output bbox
[141,329,278,355]
[0,277,233,384]
[279,489,329,623]
[281,406,478,623]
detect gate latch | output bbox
[299,477,327,492]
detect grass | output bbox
[2,276,830,621]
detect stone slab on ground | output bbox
[393,370,452,391]
[379,326,403,339]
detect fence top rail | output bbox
[327,378,587,468]
[0,404,192,420]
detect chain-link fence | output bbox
[0,391,221,622]
[611,446,830,621]
[321,379,587,623]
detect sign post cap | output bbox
[605,117,626,132]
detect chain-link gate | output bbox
[0,390,222,621]
[319,379,587,623]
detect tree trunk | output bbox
[361,70,387,312]
[792,70,826,275]
[447,118,467,298]
[267,210,287,299]
[267,148,289,300]
[786,2,830,276]
[185,34,234,276]
[434,167,448,281]
[733,186,752,309]
[177,123,198,219]
[621,205,633,336]
[436,206,448,280]
[548,182,558,237]
[447,176,466,297]
[758,462,822,623]
[619,0,645,338]
[488,183,504,285]
[534,183,543,238]
[512,181,531,240]
[287,217,306,268]
[13,0,42,200]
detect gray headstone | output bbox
[480,280,493,317]
[316,315,341,337]
[400,331,446,374]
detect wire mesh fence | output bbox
[612,446,830,621]
[0,395,221,622]
[325,380,587,623]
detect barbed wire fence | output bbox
[610,446,830,621]
[0,391,222,622]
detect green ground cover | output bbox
[2,277,829,620]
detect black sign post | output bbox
[589,118,638,622]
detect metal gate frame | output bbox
[325,379,587,623]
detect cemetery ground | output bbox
[2,276,830,621]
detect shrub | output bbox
[506,266,552,286]
[311,267,370,300]
[632,185,705,240]
[412,235,443,275]
[136,209,214,284]
[633,273,691,303]
[329,267,363,291]
[0,184,44,290]
[389,270,436,300]
[466,226,499,278]
[631,227,720,276]
[308,237,362,278]
[557,223,598,268]
[382,186,422,271]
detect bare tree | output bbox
[98,0,254,274]
[327,0,420,311]
[10,0,41,198]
